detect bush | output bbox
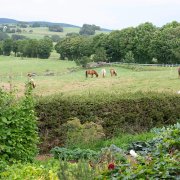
[51,147,98,161]
[0,83,39,170]
[63,118,105,149]
[36,92,180,153]
[0,159,59,180]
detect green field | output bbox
[0,55,180,96]
[8,27,109,40]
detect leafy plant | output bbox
[51,147,98,161]
[0,83,39,171]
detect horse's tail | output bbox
[178,67,180,77]
[86,70,88,78]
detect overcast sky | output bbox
[0,0,180,29]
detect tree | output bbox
[49,25,63,32]
[105,30,122,62]
[92,47,107,62]
[66,32,79,37]
[79,24,96,35]
[51,35,61,42]
[75,56,91,68]
[149,26,180,64]
[134,22,157,63]
[38,38,53,59]
[55,36,85,60]
[24,39,39,58]
[0,32,9,41]
[2,39,13,56]
[0,41,3,55]
[123,51,135,63]
[12,41,18,56]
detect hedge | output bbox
[35,92,180,153]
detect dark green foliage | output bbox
[79,24,100,35]
[36,92,180,153]
[51,35,61,42]
[51,147,98,161]
[37,38,53,59]
[11,34,26,41]
[2,39,13,56]
[49,25,63,32]
[0,84,39,170]
[0,32,9,41]
[75,56,91,67]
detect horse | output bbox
[110,69,117,76]
[178,67,180,78]
[85,70,98,78]
[101,68,106,78]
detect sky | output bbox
[0,0,180,29]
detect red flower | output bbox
[108,163,115,170]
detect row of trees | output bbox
[55,21,180,65]
[0,37,53,59]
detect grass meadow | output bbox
[8,27,109,40]
[0,55,180,97]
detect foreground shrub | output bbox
[0,159,59,180]
[0,84,39,170]
[99,123,180,179]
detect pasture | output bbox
[0,55,180,97]
[8,26,109,40]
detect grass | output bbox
[0,55,180,96]
[66,131,155,151]
[8,27,110,39]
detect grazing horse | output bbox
[101,68,106,78]
[178,67,180,78]
[110,69,117,76]
[86,70,98,78]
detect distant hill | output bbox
[0,18,18,24]
[0,18,112,31]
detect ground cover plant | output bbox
[47,123,179,180]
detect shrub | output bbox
[36,92,180,153]
[0,83,39,170]
[63,118,105,148]
[0,159,59,180]
[51,147,98,161]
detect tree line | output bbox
[55,21,180,66]
[0,36,53,59]
[0,21,179,63]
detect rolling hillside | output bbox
[0,18,111,39]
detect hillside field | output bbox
[7,26,110,40]
[0,55,180,96]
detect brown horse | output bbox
[178,67,180,78]
[86,70,98,78]
[110,69,117,76]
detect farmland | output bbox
[7,26,109,40]
[0,55,180,97]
